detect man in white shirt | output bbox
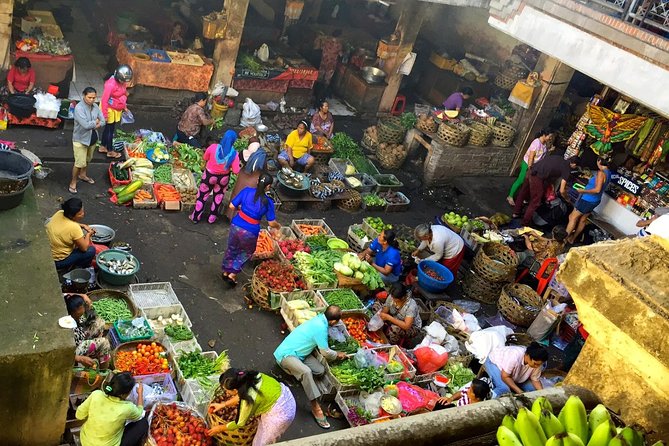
[636,207,669,240]
[412,223,465,277]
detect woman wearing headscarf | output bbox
[225,137,266,221]
[221,173,281,286]
[190,130,240,224]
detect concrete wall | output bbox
[0,188,74,445]
[423,142,517,184]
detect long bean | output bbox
[92,298,132,322]
[153,164,173,183]
[323,289,363,310]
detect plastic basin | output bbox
[417,260,453,293]
[96,249,140,286]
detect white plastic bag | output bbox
[465,325,513,362]
[368,310,384,332]
[240,98,262,127]
[417,321,447,348]
[257,43,270,62]
[121,110,135,125]
[360,391,384,415]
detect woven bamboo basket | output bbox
[250,265,273,311]
[491,122,516,147]
[494,73,517,90]
[377,117,406,144]
[472,242,519,283]
[312,151,332,166]
[376,143,408,169]
[416,117,438,134]
[336,189,362,212]
[505,65,528,79]
[498,283,543,327]
[467,122,493,147]
[361,132,378,151]
[427,300,471,342]
[506,332,533,346]
[462,270,505,305]
[308,200,332,212]
[436,122,470,147]
[207,387,260,446]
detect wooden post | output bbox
[210,0,250,89]
[378,0,426,114]
[0,0,14,70]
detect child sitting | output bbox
[518,225,568,266]
[435,379,491,408]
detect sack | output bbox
[240,98,262,127]
[121,110,135,124]
[527,303,561,341]
[414,346,449,374]
[508,81,539,109]
[396,381,439,413]
[368,310,384,332]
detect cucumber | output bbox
[112,185,127,194]
[117,190,137,205]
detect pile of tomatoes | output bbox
[150,403,212,446]
[255,260,304,292]
[343,317,384,345]
[114,342,170,376]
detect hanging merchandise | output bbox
[565,95,602,158]
[508,72,541,109]
[583,104,647,155]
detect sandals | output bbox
[221,273,238,287]
[312,413,330,429]
[68,186,77,194]
[506,196,515,206]
[98,147,108,153]
[79,176,95,184]
[106,152,122,159]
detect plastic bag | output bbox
[121,110,135,124]
[240,98,262,127]
[359,390,384,415]
[257,43,270,62]
[368,310,384,332]
[414,346,449,374]
[396,381,439,413]
[442,333,459,354]
[328,323,347,343]
[354,348,384,368]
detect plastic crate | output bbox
[336,390,391,426]
[112,318,155,343]
[165,337,201,358]
[317,288,365,314]
[373,174,403,193]
[142,304,193,338]
[347,225,370,253]
[132,373,178,405]
[290,219,335,239]
[361,219,380,240]
[360,193,386,211]
[180,378,218,417]
[280,291,327,331]
[174,350,219,388]
[129,282,180,309]
[132,185,158,209]
[328,158,356,176]
[384,192,410,212]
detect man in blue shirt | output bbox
[274,305,346,429]
[359,229,403,284]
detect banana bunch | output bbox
[497,396,663,446]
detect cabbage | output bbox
[287,300,310,310]
[354,271,364,280]
[334,262,353,276]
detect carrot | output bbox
[254,231,274,254]
[297,224,325,236]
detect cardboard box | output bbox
[161,200,182,211]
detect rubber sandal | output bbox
[107,152,122,159]
[312,414,330,429]
[68,186,77,194]
[98,147,108,153]
[506,197,515,206]
[79,177,95,184]
[208,215,218,224]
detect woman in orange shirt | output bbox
[7,57,36,94]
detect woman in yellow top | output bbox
[278,120,315,172]
[76,372,148,446]
[45,198,96,270]
[207,368,296,446]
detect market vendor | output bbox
[164,21,185,49]
[637,207,669,239]
[76,372,148,446]
[412,223,464,278]
[99,65,133,159]
[6,57,35,94]
[359,229,403,285]
[175,92,213,148]
[206,368,296,445]
[380,282,422,344]
[46,198,96,270]
[513,153,580,227]
[69,86,104,194]
[310,100,335,139]
[507,128,555,206]
[484,342,548,397]
[221,173,280,286]
[65,293,111,368]
[278,120,315,172]
[225,137,266,221]
[274,305,348,429]
[442,86,473,115]
[517,226,568,266]
[434,379,490,409]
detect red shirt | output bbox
[7,67,35,93]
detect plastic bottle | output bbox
[68,101,76,119]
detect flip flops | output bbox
[107,152,122,159]
[79,177,95,184]
[221,273,238,287]
[68,186,77,194]
[312,413,330,429]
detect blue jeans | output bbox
[484,358,536,398]
[379,272,400,285]
[55,246,95,270]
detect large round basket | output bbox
[472,242,518,283]
[88,289,139,330]
[376,144,408,169]
[416,117,438,134]
[494,73,517,90]
[207,387,260,446]
[112,340,173,377]
[377,117,406,144]
[462,270,505,305]
[361,132,378,151]
[467,122,493,147]
[308,200,332,212]
[436,122,470,147]
[491,122,516,147]
[311,151,332,166]
[498,283,543,327]
[336,189,362,212]
[505,64,528,79]
[250,265,273,311]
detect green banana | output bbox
[588,404,612,436]
[533,396,554,419]
[650,441,667,446]
[515,407,548,446]
[540,409,566,438]
[563,432,586,446]
[586,420,615,446]
[547,433,567,446]
[502,415,518,436]
[559,396,589,445]
[497,426,523,446]
[620,427,643,446]
[608,433,631,446]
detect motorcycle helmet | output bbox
[114,65,133,83]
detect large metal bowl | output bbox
[88,224,116,244]
[361,66,386,84]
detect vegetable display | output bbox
[115,342,170,376]
[343,317,385,344]
[423,267,444,281]
[442,211,469,229]
[363,194,386,208]
[277,239,310,261]
[445,363,476,393]
[176,350,230,381]
[305,234,330,251]
[133,189,154,203]
[295,224,326,237]
[379,191,407,205]
[232,136,249,153]
[321,289,364,311]
[352,227,367,239]
[114,318,153,340]
[92,297,133,323]
[153,164,173,184]
[111,162,130,181]
[150,403,212,446]
[329,337,360,354]
[174,144,204,174]
[364,217,392,233]
[165,324,194,341]
[209,388,261,427]
[154,184,181,202]
[284,299,320,326]
[400,112,418,130]
[334,253,385,290]
[293,250,342,287]
[329,359,386,392]
[255,260,303,292]
[254,231,275,257]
